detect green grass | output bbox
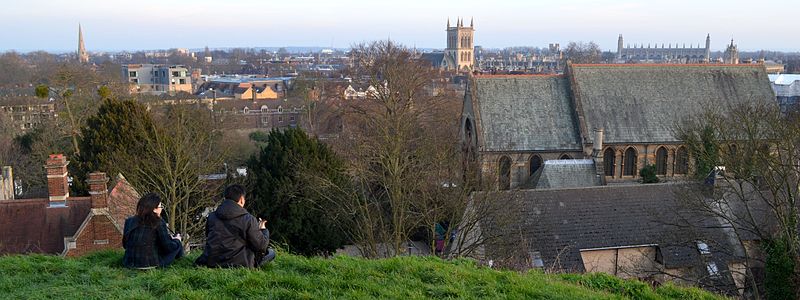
[0,250,725,299]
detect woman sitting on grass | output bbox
[122,193,184,269]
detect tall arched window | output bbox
[498,156,512,190]
[623,147,637,176]
[655,147,668,175]
[604,148,615,176]
[464,118,474,146]
[675,147,688,175]
[560,154,572,159]
[529,155,542,176]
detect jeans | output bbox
[257,248,276,267]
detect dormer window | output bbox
[696,241,711,255]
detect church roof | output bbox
[569,64,776,144]
[420,52,445,68]
[472,75,582,152]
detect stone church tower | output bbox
[445,17,474,71]
[724,39,739,64]
[78,24,89,64]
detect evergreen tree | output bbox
[247,128,349,256]
[75,98,154,194]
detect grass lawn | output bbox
[0,250,725,299]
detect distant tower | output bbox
[724,39,739,64]
[704,34,711,62]
[616,34,623,60]
[77,24,89,64]
[445,17,475,71]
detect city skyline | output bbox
[1,0,797,53]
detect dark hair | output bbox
[136,193,162,227]
[224,184,246,202]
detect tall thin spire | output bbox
[470,17,473,28]
[447,17,450,28]
[77,23,88,64]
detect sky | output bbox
[0,0,795,53]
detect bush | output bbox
[640,165,660,184]
[764,237,797,299]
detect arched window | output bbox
[498,156,512,190]
[604,148,615,176]
[655,147,668,175]
[623,147,637,176]
[675,147,688,175]
[560,154,572,159]
[529,155,542,176]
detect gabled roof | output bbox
[481,183,744,272]
[0,197,91,255]
[569,64,776,144]
[472,75,582,151]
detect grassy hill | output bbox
[0,251,725,299]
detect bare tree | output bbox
[673,100,800,298]
[564,41,602,64]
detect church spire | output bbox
[77,23,88,64]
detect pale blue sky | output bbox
[0,0,795,52]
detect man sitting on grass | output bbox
[195,184,276,268]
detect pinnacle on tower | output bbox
[470,17,473,27]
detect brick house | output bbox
[0,154,139,256]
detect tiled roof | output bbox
[0,197,91,255]
[473,76,582,151]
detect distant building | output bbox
[0,166,13,200]
[77,24,89,64]
[768,74,800,113]
[724,39,740,64]
[421,18,475,71]
[196,75,292,100]
[616,34,710,63]
[0,97,56,132]
[122,64,192,95]
[0,155,139,256]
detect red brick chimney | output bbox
[45,154,69,206]
[87,172,109,209]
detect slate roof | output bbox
[473,75,582,151]
[531,159,601,189]
[481,183,744,272]
[420,53,445,68]
[569,64,776,144]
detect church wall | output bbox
[601,143,692,183]
[480,151,583,190]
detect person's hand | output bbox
[172,233,182,241]
[258,218,267,230]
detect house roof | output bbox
[531,159,601,189]
[569,64,776,144]
[481,183,744,272]
[0,197,91,255]
[472,75,582,152]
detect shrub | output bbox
[640,165,660,184]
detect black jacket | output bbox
[122,217,181,268]
[195,199,270,268]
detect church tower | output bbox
[616,34,623,60]
[77,24,89,64]
[445,17,474,71]
[724,39,739,64]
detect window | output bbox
[529,251,544,268]
[696,241,711,255]
[129,71,137,77]
[498,156,512,190]
[179,79,186,84]
[675,147,688,175]
[560,154,572,159]
[604,148,615,176]
[706,262,720,277]
[289,116,295,122]
[623,147,637,176]
[529,155,542,176]
[132,78,138,84]
[655,147,668,175]
[172,71,179,77]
